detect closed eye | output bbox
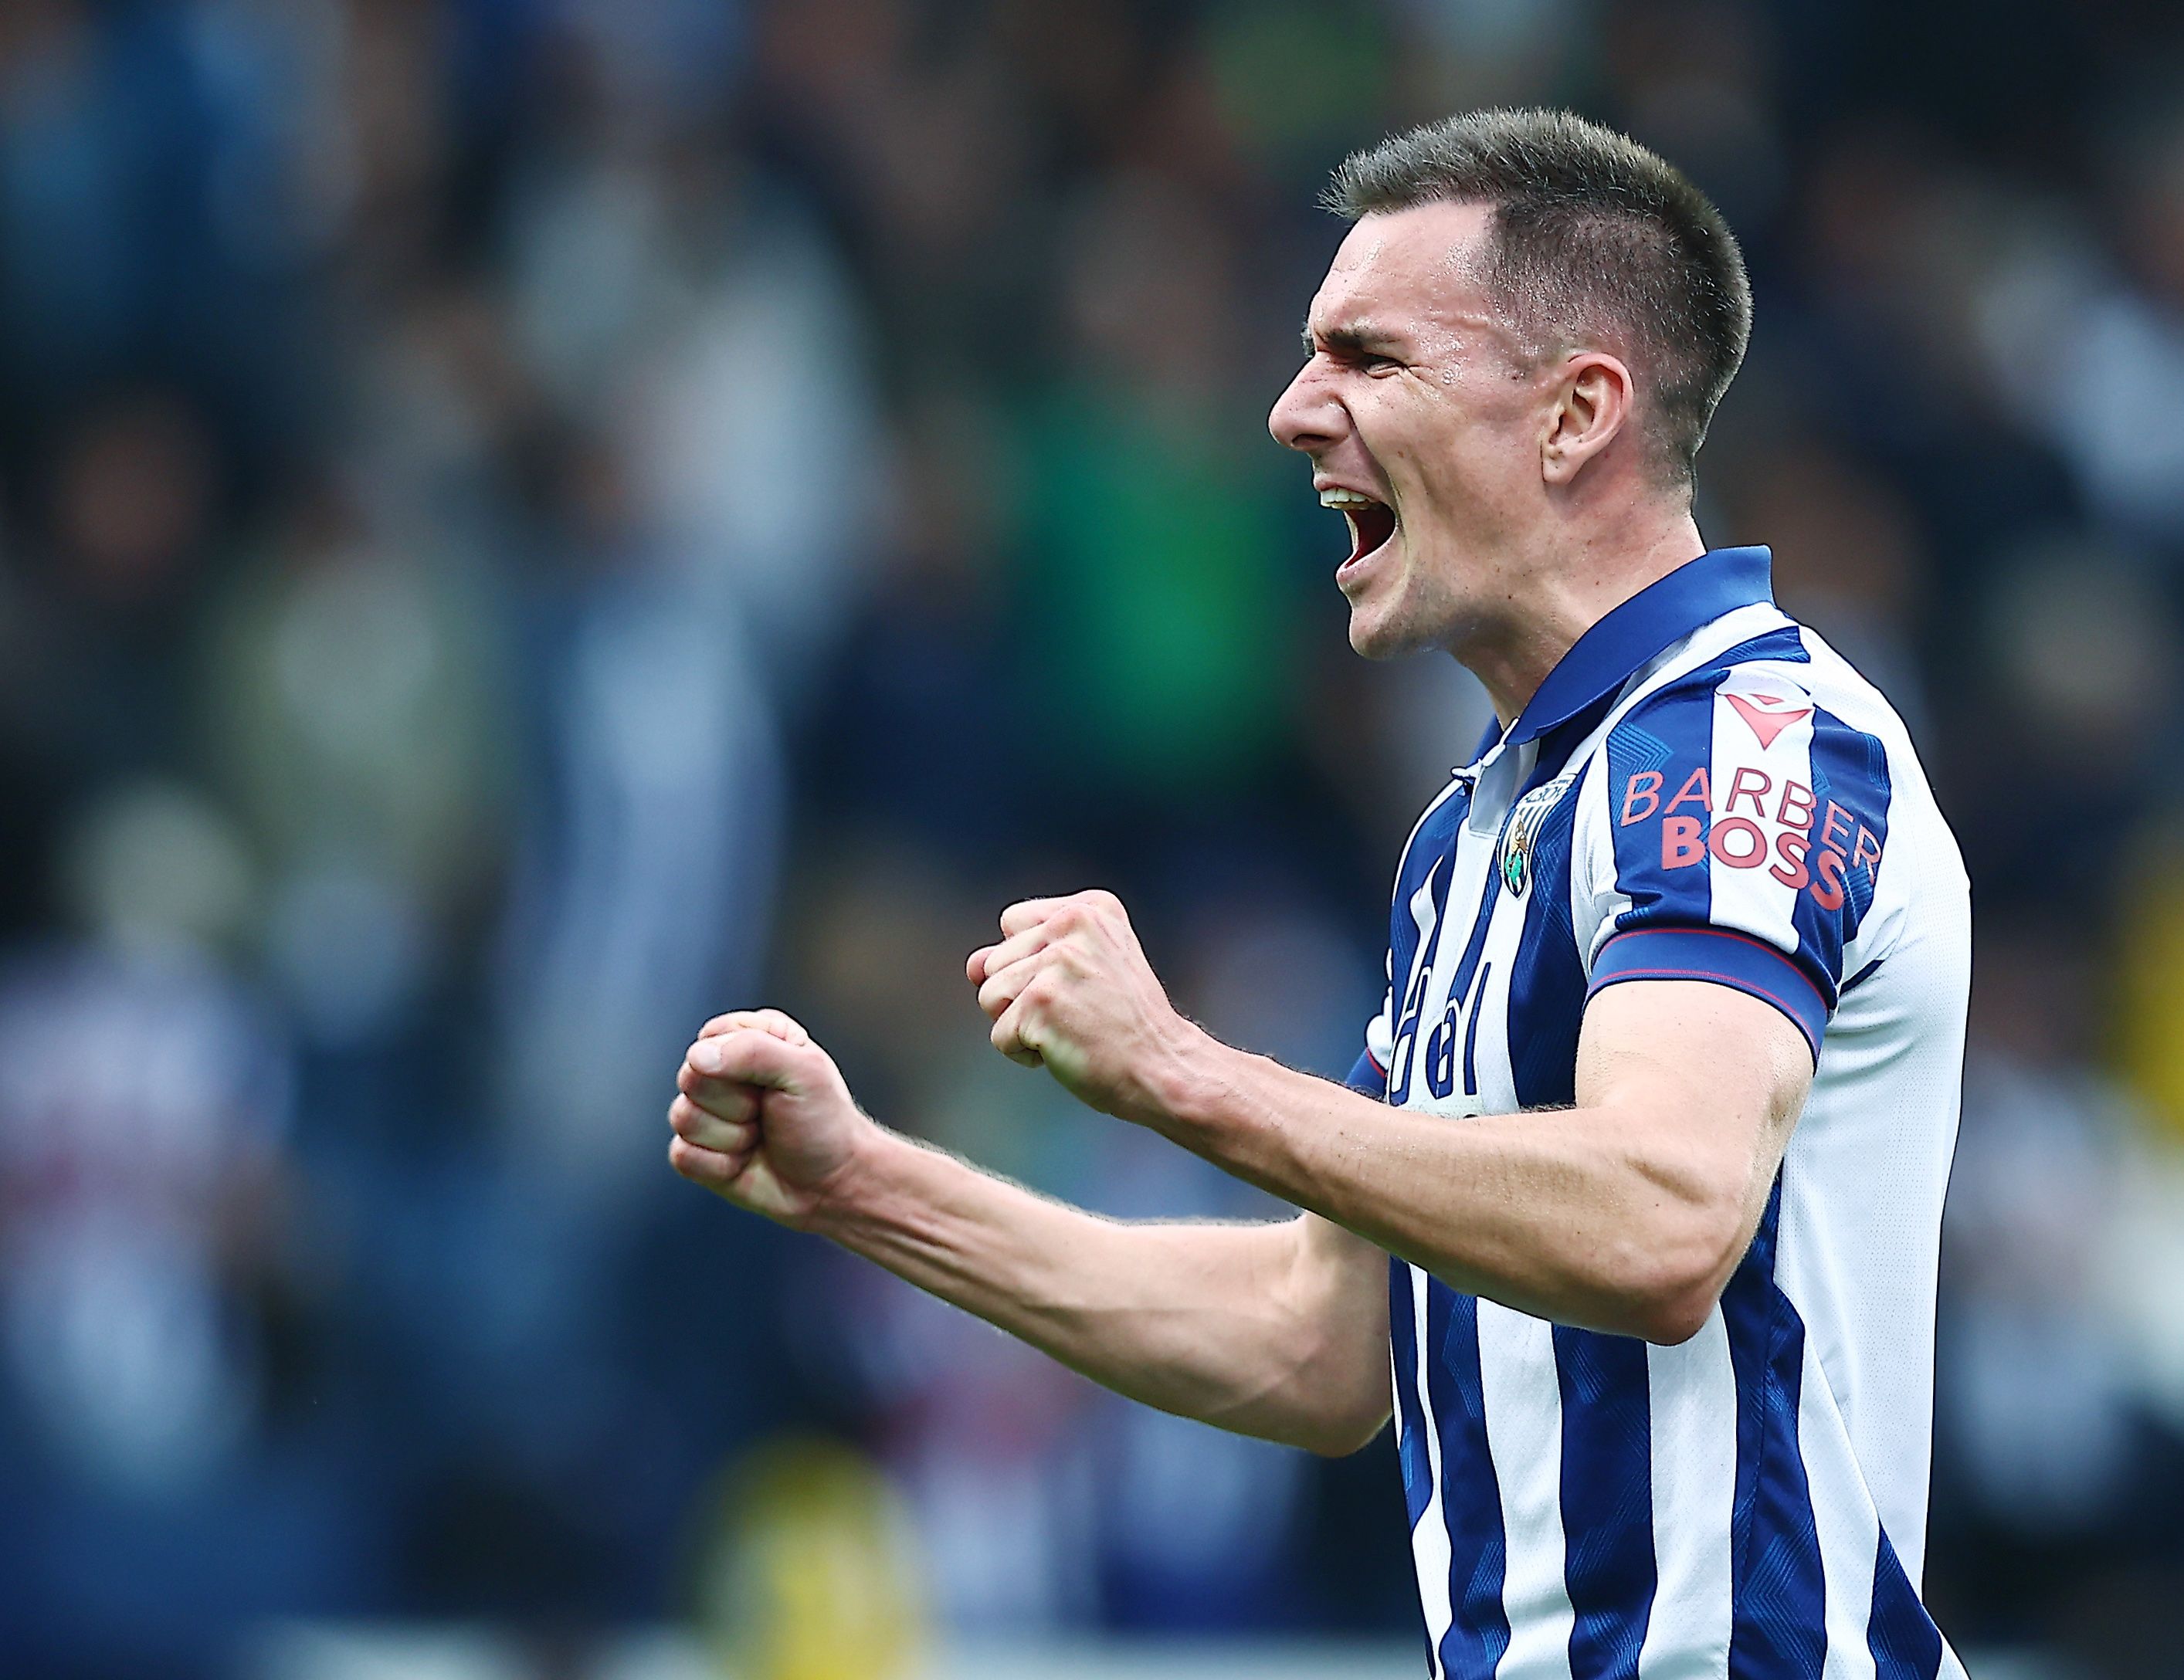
[1303,325,1408,374]
[1312,346,1403,377]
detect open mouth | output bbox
[1321,489,1398,570]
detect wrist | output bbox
[802,1120,914,1242]
[1144,1026,1253,1143]
[1145,1034,1326,1205]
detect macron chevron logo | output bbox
[1723,689,1812,750]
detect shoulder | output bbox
[1595,613,1921,794]
[1616,615,1821,727]
[1571,611,1943,992]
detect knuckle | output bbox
[683,1072,721,1106]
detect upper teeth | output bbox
[1319,489,1378,509]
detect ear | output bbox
[1541,353,1636,486]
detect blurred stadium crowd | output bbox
[1,0,2182,1675]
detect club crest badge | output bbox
[1499,774,1576,898]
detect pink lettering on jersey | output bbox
[1665,767,1712,816]
[1662,816,1705,869]
[1709,817,1769,869]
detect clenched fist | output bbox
[668,1008,875,1229]
[966,890,1209,1127]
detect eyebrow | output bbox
[1303,322,1402,358]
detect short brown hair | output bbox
[1326,108,1751,486]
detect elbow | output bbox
[1297,1405,1390,1458]
[1625,1281,1722,1346]
[1282,1340,1392,1457]
[1610,1204,1747,1346]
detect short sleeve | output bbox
[1575,666,1898,1060]
[1347,960,1396,1098]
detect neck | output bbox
[1459,509,1707,726]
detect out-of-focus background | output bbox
[2,1,2182,1677]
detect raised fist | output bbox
[966,890,1205,1127]
[669,1009,875,1229]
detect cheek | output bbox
[1411,422,1535,529]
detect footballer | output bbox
[670,108,1969,1679]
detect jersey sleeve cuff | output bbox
[1589,927,1827,1061]
[1345,1048,1389,1098]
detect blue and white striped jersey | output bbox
[1348,546,1971,1680]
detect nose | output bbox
[1269,360,1345,456]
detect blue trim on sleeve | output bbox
[1589,927,1826,1061]
[1345,1048,1388,1098]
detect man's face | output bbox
[1269,202,1554,660]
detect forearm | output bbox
[1155,1045,1758,1342]
[811,1127,1389,1452]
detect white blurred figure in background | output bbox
[1973,107,2184,552]
[0,779,289,1492]
[490,25,881,1191]
[490,423,784,1196]
[203,469,510,1055]
[1942,922,2141,1537]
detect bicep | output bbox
[1575,979,1813,1232]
